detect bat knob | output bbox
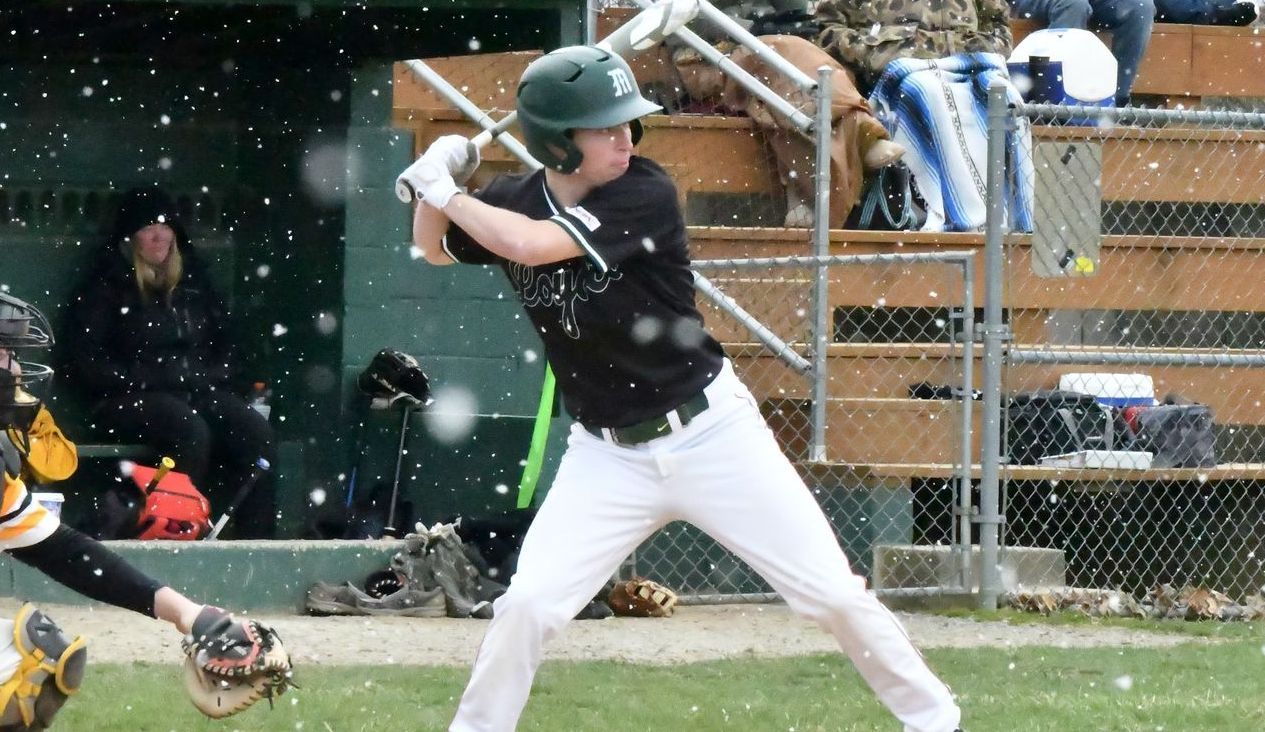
[395,177,418,203]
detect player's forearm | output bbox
[412,201,454,265]
[154,586,205,633]
[440,194,565,266]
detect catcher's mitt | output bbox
[181,607,293,719]
[607,578,678,618]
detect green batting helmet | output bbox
[516,45,662,173]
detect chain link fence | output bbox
[622,253,979,601]
[985,99,1265,603]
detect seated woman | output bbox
[64,186,276,539]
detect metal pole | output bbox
[977,82,1010,609]
[693,272,813,374]
[809,65,833,462]
[956,260,977,589]
[585,0,598,45]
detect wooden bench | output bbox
[395,88,1265,224]
[596,8,1265,105]
[731,341,1265,424]
[74,444,154,460]
[690,228,1265,343]
[693,227,1265,466]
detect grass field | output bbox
[57,630,1265,731]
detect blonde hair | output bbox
[131,236,184,302]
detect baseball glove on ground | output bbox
[181,607,293,719]
[608,578,679,618]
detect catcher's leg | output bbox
[0,604,88,731]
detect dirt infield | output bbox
[1,600,1196,667]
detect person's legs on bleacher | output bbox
[195,389,277,539]
[1088,0,1155,105]
[91,392,212,484]
[1156,0,1257,24]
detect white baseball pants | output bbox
[450,361,960,732]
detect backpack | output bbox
[1123,403,1217,469]
[130,464,211,540]
[1006,390,1123,465]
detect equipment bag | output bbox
[1006,390,1120,464]
[130,464,211,541]
[1123,403,1217,469]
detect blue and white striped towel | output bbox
[869,52,1034,233]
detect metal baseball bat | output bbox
[204,456,271,541]
[394,110,519,203]
[396,0,700,203]
[141,456,176,495]
[381,402,414,539]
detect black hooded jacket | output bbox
[65,187,234,400]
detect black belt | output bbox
[585,391,710,446]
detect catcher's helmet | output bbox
[516,45,662,173]
[0,292,54,434]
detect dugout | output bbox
[0,0,585,537]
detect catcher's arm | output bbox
[182,606,293,719]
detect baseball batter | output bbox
[408,46,962,732]
[0,291,291,727]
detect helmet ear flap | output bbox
[630,118,644,146]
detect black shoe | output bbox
[1212,2,1257,25]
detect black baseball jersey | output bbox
[442,156,725,428]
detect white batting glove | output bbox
[395,158,447,203]
[418,171,460,209]
[420,134,480,185]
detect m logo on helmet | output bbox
[607,69,634,97]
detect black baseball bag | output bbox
[1006,390,1129,465]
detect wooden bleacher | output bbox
[397,85,1265,221]
[392,12,1265,487]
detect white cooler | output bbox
[1059,372,1155,408]
[1008,28,1117,115]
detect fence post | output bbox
[809,65,832,461]
[978,82,1010,610]
[956,261,977,589]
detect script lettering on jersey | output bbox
[510,261,622,339]
[607,68,634,97]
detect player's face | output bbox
[133,222,176,266]
[572,124,634,186]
